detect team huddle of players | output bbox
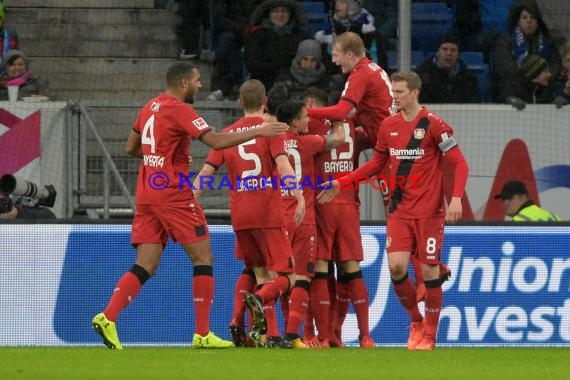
[194,81,374,349]
[92,32,468,351]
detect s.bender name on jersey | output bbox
[236,176,274,192]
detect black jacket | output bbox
[416,57,480,103]
[244,0,308,90]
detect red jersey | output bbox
[205,116,288,230]
[341,57,396,148]
[282,131,327,225]
[309,118,358,205]
[133,93,212,205]
[373,107,456,218]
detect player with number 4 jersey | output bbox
[91,63,289,350]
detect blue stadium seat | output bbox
[305,12,328,38]
[386,51,425,72]
[460,52,485,66]
[411,2,451,18]
[459,52,489,102]
[300,1,326,14]
[411,2,454,54]
[412,51,426,68]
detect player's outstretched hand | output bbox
[446,197,462,224]
[316,180,340,204]
[258,121,289,137]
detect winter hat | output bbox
[295,39,322,62]
[520,54,548,80]
[3,49,28,66]
[438,34,460,50]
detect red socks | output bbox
[347,276,370,337]
[424,285,443,339]
[310,276,330,340]
[256,275,290,304]
[392,274,423,322]
[104,271,141,322]
[286,284,310,336]
[193,275,214,337]
[232,272,256,326]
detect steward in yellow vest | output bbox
[494,180,560,221]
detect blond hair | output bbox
[391,71,422,91]
[333,32,365,58]
[239,79,266,112]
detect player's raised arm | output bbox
[317,148,388,204]
[324,120,347,150]
[201,121,288,150]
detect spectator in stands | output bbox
[0,50,50,100]
[416,35,480,103]
[244,0,308,91]
[553,41,570,108]
[455,0,517,53]
[176,1,210,59]
[0,3,18,74]
[273,39,343,103]
[494,180,560,221]
[500,54,556,109]
[315,0,386,67]
[208,0,265,101]
[361,0,398,55]
[493,0,561,103]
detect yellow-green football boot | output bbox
[92,312,123,349]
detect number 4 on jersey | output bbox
[142,115,156,153]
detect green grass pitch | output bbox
[0,347,568,380]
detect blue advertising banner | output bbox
[0,225,570,346]
[47,225,570,347]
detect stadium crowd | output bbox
[170,0,568,108]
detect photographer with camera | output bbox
[0,174,56,220]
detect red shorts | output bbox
[235,227,294,274]
[386,215,444,265]
[315,203,363,262]
[286,222,316,277]
[131,203,209,245]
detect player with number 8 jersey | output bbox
[318,71,469,350]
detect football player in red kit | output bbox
[91,63,288,349]
[318,71,469,350]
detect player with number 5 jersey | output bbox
[195,79,306,348]
[91,63,289,350]
[318,71,469,351]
